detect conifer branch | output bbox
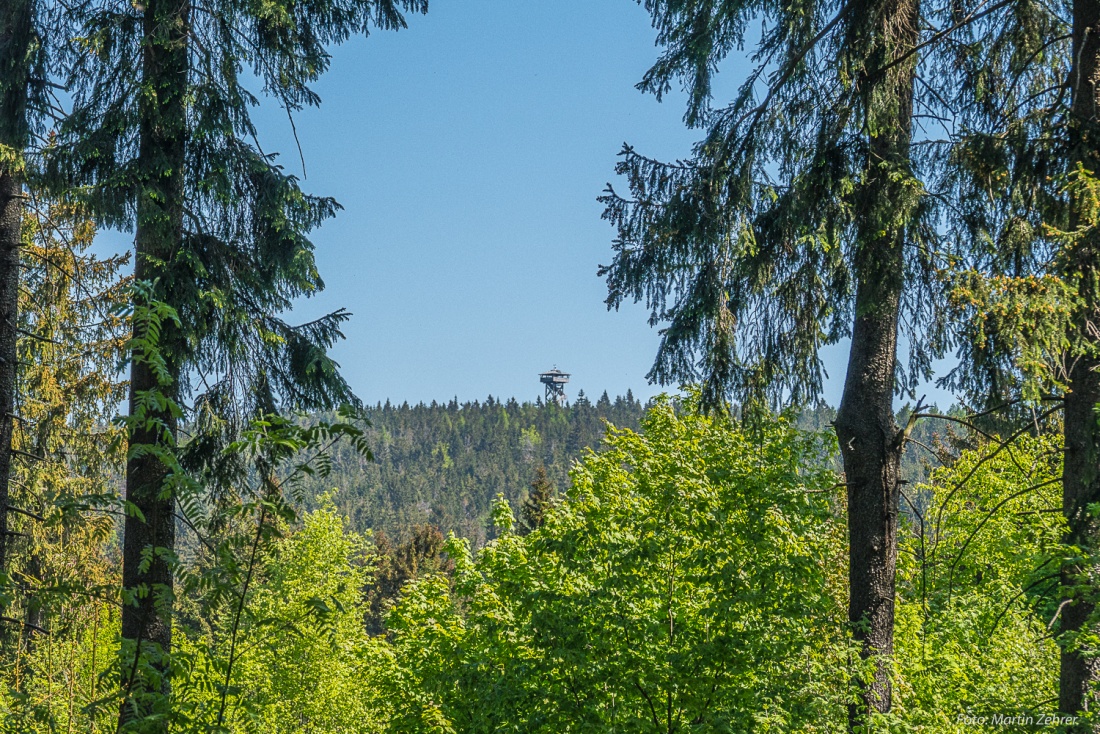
[6,505,45,522]
[14,325,61,345]
[869,0,1015,82]
[0,615,47,634]
[730,0,854,143]
[903,436,949,466]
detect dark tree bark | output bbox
[118,0,188,726]
[1061,367,1100,723]
[0,171,18,582]
[1059,0,1100,720]
[21,548,41,640]
[0,0,33,582]
[833,0,919,725]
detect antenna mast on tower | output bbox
[539,368,570,407]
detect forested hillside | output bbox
[301,392,646,544]
[299,395,955,547]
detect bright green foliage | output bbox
[158,405,372,732]
[894,435,1063,729]
[176,503,388,734]
[0,603,120,733]
[1,387,1072,732]
[240,504,380,733]
[382,573,467,734]
[382,395,853,732]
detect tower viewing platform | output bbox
[539,368,570,406]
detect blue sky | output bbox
[130,0,955,408]
[246,0,699,406]
[247,0,958,408]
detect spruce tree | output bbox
[930,0,1068,420]
[519,466,554,535]
[51,0,426,726]
[1058,0,1100,718]
[365,524,452,634]
[601,0,942,723]
[0,0,47,579]
[14,196,129,659]
[926,0,1096,716]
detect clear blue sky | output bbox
[190,0,957,408]
[246,0,692,406]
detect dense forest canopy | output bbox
[299,391,646,543]
[297,394,947,546]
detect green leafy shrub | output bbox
[383,395,852,732]
[894,435,1063,731]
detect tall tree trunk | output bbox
[0,167,18,585]
[118,0,188,727]
[1059,0,1100,721]
[833,0,919,726]
[0,0,33,584]
[21,548,41,640]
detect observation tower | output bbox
[539,368,570,407]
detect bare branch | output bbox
[945,477,1061,602]
[6,505,46,522]
[0,615,47,635]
